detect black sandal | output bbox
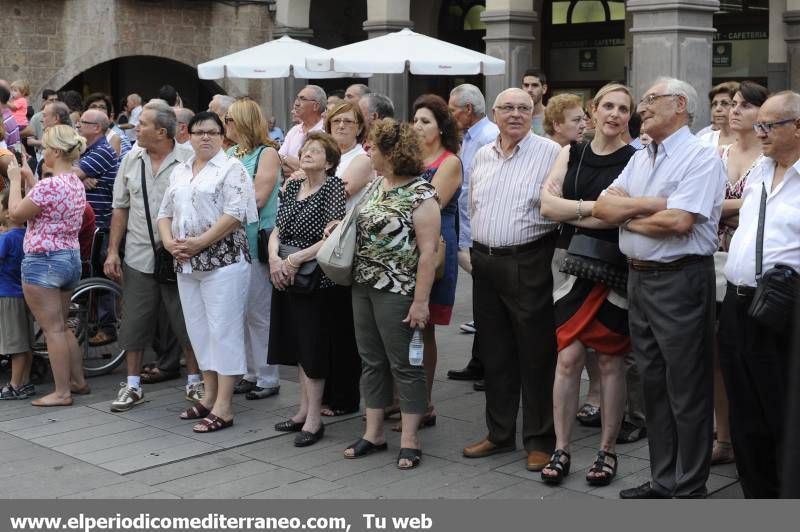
[586,450,618,486]
[274,419,304,432]
[397,448,422,470]
[541,449,571,484]
[344,438,388,459]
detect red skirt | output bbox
[556,284,630,356]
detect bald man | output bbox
[174,107,195,150]
[344,83,370,103]
[462,88,561,473]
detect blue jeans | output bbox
[21,249,81,291]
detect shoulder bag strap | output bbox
[140,157,159,255]
[570,142,590,237]
[754,181,767,281]
[252,145,268,230]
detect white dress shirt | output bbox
[725,157,800,287]
[470,132,561,247]
[458,116,499,248]
[611,126,726,262]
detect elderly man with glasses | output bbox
[278,85,326,174]
[719,91,800,498]
[594,77,726,499]
[461,88,561,473]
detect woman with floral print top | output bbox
[157,111,257,434]
[343,119,440,470]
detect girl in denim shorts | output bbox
[5,125,90,407]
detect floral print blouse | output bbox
[158,150,258,273]
[353,177,437,295]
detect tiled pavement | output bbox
[0,272,742,499]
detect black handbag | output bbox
[558,143,628,292]
[278,243,321,294]
[257,227,272,264]
[747,182,798,331]
[141,158,177,285]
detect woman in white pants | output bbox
[224,98,282,400]
[158,111,258,433]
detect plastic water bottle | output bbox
[408,328,424,366]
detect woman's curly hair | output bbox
[369,118,425,177]
[412,93,462,154]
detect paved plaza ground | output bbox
[0,272,742,499]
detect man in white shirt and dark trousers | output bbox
[594,77,726,498]
[719,91,800,498]
[462,88,561,473]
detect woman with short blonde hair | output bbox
[544,93,586,146]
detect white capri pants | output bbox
[177,258,249,375]
[244,261,279,387]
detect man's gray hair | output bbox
[305,85,327,113]
[365,93,395,119]
[143,100,177,139]
[46,101,72,126]
[349,83,371,97]
[174,107,195,124]
[450,84,486,116]
[214,95,235,114]
[654,77,698,126]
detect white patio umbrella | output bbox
[305,28,505,76]
[197,35,356,79]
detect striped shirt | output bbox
[79,136,119,228]
[469,132,561,247]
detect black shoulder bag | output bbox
[558,143,629,293]
[250,146,273,264]
[140,158,177,284]
[747,182,798,331]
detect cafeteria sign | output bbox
[579,49,597,71]
[713,42,732,68]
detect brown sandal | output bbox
[193,413,234,433]
[180,402,210,420]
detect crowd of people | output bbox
[0,71,797,498]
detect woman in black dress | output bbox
[539,84,636,486]
[268,132,346,447]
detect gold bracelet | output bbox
[285,255,299,269]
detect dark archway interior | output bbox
[59,55,225,115]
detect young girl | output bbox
[0,187,34,399]
[8,80,30,128]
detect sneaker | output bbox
[185,381,205,402]
[233,378,257,395]
[110,383,144,412]
[460,320,476,334]
[0,384,28,400]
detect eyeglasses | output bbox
[190,130,222,138]
[224,116,235,124]
[494,104,533,115]
[76,120,99,126]
[753,117,798,135]
[295,95,314,104]
[331,118,357,127]
[639,93,680,107]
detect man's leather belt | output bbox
[628,254,705,272]
[727,281,756,298]
[473,240,540,257]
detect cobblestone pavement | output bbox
[0,272,742,499]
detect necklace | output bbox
[233,145,251,158]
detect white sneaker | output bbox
[185,381,205,402]
[110,383,144,412]
[460,320,476,334]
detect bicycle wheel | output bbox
[69,277,126,377]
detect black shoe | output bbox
[294,424,325,447]
[233,378,257,395]
[619,481,670,499]
[274,419,304,432]
[616,421,647,444]
[447,367,483,381]
[473,379,486,392]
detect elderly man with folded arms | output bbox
[462,88,561,472]
[719,91,800,498]
[593,77,726,499]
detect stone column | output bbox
[785,0,800,91]
[769,0,788,91]
[627,0,719,130]
[365,0,412,120]
[481,0,538,111]
[271,0,313,131]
